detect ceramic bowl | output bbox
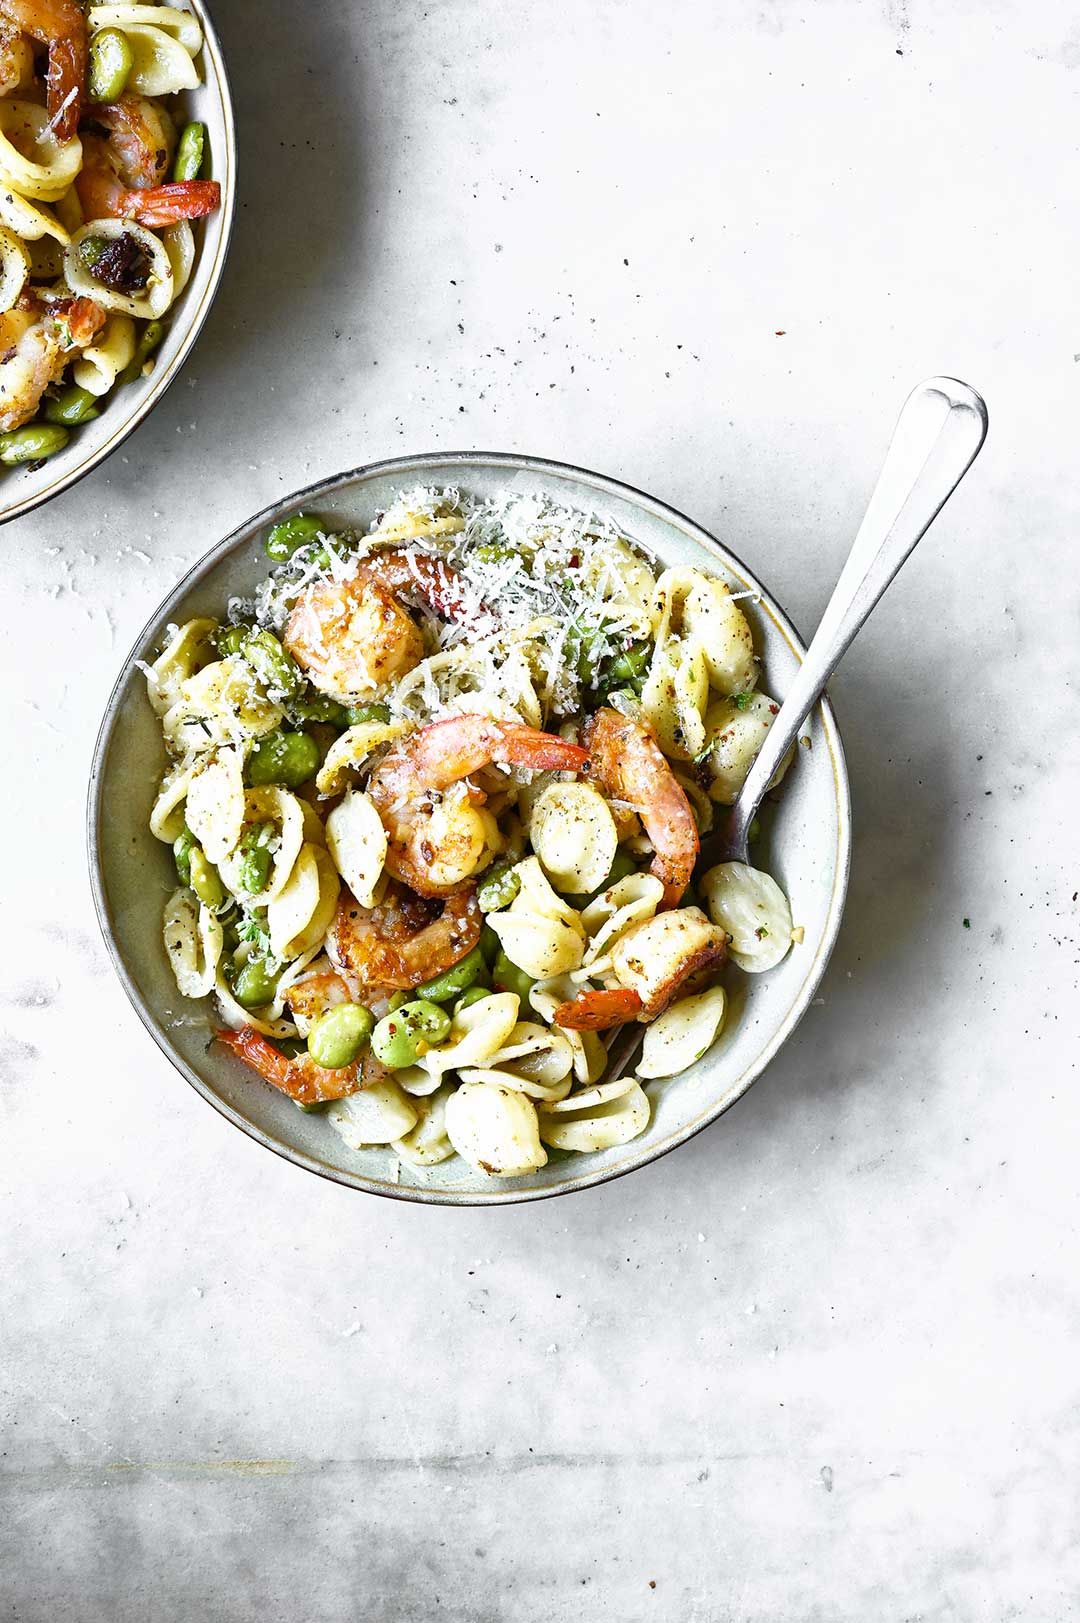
[88,453,851,1204]
[0,0,235,523]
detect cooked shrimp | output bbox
[283,549,473,704]
[368,714,588,897]
[330,881,483,993]
[0,23,33,95]
[552,987,643,1030]
[77,116,220,226]
[582,708,699,909]
[0,0,85,142]
[283,967,357,1029]
[216,1026,362,1106]
[0,291,104,430]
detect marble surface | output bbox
[2,0,1078,1616]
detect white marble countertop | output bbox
[3,0,1078,1616]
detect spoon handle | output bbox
[717,376,988,862]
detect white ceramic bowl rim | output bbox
[0,0,236,524]
[87,451,852,1205]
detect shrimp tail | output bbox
[216,1025,361,1105]
[552,988,644,1030]
[121,180,222,227]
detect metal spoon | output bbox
[604,375,989,1082]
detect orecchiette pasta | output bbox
[700,862,795,973]
[153,487,797,1180]
[72,312,136,396]
[444,1082,547,1175]
[66,220,174,318]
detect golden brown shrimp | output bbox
[582,708,699,909]
[283,968,356,1028]
[0,291,104,430]
[330,881,483,994]
[76,115,221,226]
[367,714,589,898]
[0,0,85,142]
[0,22,34,95]
[216,1026,362,1107]
[283,548,476,703]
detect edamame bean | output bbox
[173,827,196,887]
[414,944,486,1004]
[265,512,325,560]
[216,624,248,658]
[79,236,105,270]
[41,385,100,426]
[477,863,520,914]
[289,695,349,726]
[479,924,501,969]
[232,956,280,1009]
[243,628,303,697]
[172,120,205,182]
[119,320,165,385]
[189,846,225,909]
[88,27,132,101]
[606,640,651,684]
[235,822,275,894]
[246,729,319,789]
[453,985,492,1015]
[387,990,408,1012]
[491,951,534,1004]
[473,541,514,564]
[371,999,451,1068]
[345,702,391,726]
[0,424,68,465]
[307,1003,374,1069]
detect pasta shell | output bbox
[73,313,136,397]
[184,747,245,864]
[700,861,794,973]
[89,5,203,52]
[66,220,174,319]
[703,691,792,805]
[328,1081,418,1149]
[457,1021,575,1101]
[529,781,617,895]
[444,1082,547,1175]
[325,789,387,908]
[162,888,221,999]
[682,578,756,695]
[418,991,521,1077]
[537,1081,650,1152]
[393,1084,456,1166]
[640,636,709,761]
[0,223,28,314]
[0,102,81,201]
[218,786,304,904]
[145,618,218,716]
[637,986,727,1079]
[267,843,340,961]
[111,22,200,95]
[315,721,404,794]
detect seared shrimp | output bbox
[368,714,589,897]
[0,292,104,430]
[331,882,483,993]
[216,1026,362,1106]
[77,113,220,226]
[283,549,473,704]
[582,708,699,909]
[551,987,644,1030]
[0,0,85,142]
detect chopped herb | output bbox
[732,692,753,710]
[962,917,971,929]
[756,924,769,939]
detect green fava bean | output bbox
[216,624,248,658]
[235,822,275,894]
[265,513,325,560]
[472,541,515,564]
[454,985,492,1015]
[491,951,534,1004]
[371,999,451,1068]
[119,320,165,385]
[308,1004,375,1069]
[477,863,521,913]
[173,827,196,887]
[290,695,349,726]
[479,923,501,969]
[188,846,225,909]
[606,640,651,684]
[173,120,205,181]
[246,730,319,789]
[41,385,100,426]
[415,943,486,1004]
[0,424,68,465]
[345,702,391,726]
[88,26,133,101]
[232,956,280,1010]
[243,629,303,697]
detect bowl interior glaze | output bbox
[89,454,851,1204]
[0,0,235,523]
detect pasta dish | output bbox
[146,487,797,1178]
[0,0,221,467]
